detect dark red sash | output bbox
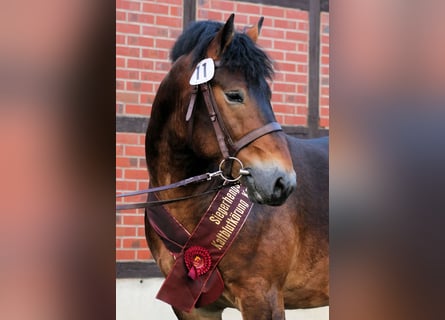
[146,184,253,312]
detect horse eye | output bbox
[224,91,244,104]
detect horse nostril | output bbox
[273,177,286,198]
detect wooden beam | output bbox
[230,0,329,12]
[183,0,196,30]
[116,261,163,278]
[307,0,321,138]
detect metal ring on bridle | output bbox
[218,157,249,182]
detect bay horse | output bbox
[144,14,328,320]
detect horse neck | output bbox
[146,107,218,230]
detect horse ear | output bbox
[207,13,235,60]
[244,17,264,43]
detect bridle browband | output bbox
[116,59,282,211]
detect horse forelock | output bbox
[170,20,274,88]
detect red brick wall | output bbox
[116,0,329,261]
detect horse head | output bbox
[151,14,296,206]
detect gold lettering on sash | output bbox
[209,185,251,250]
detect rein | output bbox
[116,157,247,211]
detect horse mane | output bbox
[170,20,274,87]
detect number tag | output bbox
[189,58,215,85]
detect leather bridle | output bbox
[188,80,282,159]
[116,60,282,210]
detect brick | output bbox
[273,104,295,114]
[320,97,330,106]
[116,249,135,261]
[285,9,308,21]
[322,45,330,55]
[116,133,139,145]
[142,2,169,15]
[273,82,296,93]
[116,92,139,103]
[274,19,297,29]
[156,15,182,28]
[116,157,132,167]
[116,10,126,21]
[116,69,139,79]
[122,214,144,225]
[127,36,154,47]
[257,38,272,49]
[116,57,125,68]
[261,6,285,18]
[261,28,285,39]
[268,50,284,62]
[139,93,155,104]
[137,227,147,237]
[321,66,329,76]
[321,35,329,44]
[297,43,308,52]
[211,0,235,11]
[116,180,138,192]
[286,52,307,63]
[142,26,169,37]
[116,22,140,34]
[155,38,175,51]
[125,145,146,157]
[141,48,169,60]
[124,169,149,180]
[138,158,148,168]
[123,238,146,249]
[125,104,151,115]
[298,21,309,31]
[116,45,140,58]
[285,73,307,84]
[320,107,330,116]
[116,34,126,45]
[297,85,307,94]
[296,106,308,115]
[321,56,329,65]
[160,0,181,5]
[116,0,141,11]
[116,226,137,237]
[116,145,124,156]
[132,13,155,24]
[274,40,296,51]
[127,59,154,70]
[297,64,307,73]
[284,115,306,126]
[204,10,223,21]
[136,249,152,260]
[236,2,260,15]
[116,168,123,179]
[169,5,182,17]
[319,118,329,128]
[125,81,151,92]
[276,62,296,73]
[286,31,308,42]
[232,14,247,25]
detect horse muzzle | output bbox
[241,165,296,206]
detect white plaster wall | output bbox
[116,278,329,319]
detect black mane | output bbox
[170,20,274,86]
